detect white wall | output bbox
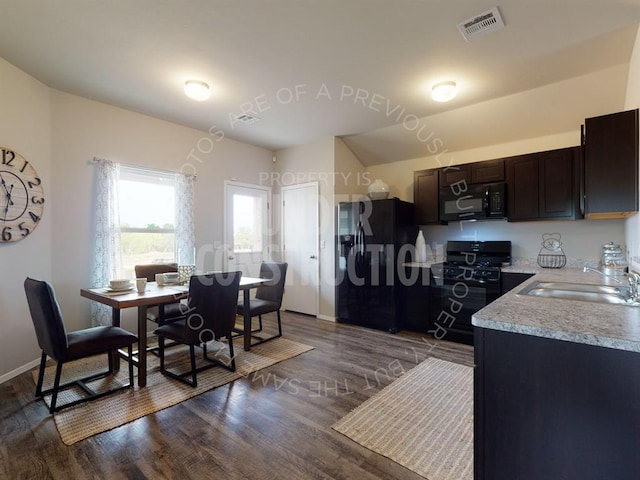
[274,138,336,320]
[0,58,53,382]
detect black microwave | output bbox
[439,182,506,222]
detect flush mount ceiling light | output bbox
[431,81,457,102]
[184,80,210,101]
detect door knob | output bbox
[228,255,234,260]
[310,255,317,259]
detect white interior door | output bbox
[282,182,319,315]
[224,181,271,277]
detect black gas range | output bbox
[429,241,511,345]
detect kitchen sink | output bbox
[518,281,640,307]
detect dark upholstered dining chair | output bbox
[24,277,137,413]
[153,271,242,387]
[236,262,288,344]
[134,263,184,324]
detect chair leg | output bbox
[35,352,47,398]
[276,310,282,337]
[108,348,114,373]
[227,335,236,371]
[258,315,263,332]
[127,344,134,387]
[49,361,64,414]
[189,345,197,388]
[158,336,165,371]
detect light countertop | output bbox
[473,267,640,353]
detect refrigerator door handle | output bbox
[355,221,365,256]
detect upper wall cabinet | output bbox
[584,109,639,219]
[506,146,582,222]
[414,169,439,225]
[439,159,505,187]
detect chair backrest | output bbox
[134,263,178,282]
[255,262,288,307]
[182,271,242,344]
[24,277,68,360]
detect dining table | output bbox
[80,276,268,387]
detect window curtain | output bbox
[175,172,196,266]
[90,158,122,326]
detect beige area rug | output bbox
[32,337,313,445]
[332,357,473,480]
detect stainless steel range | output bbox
[429,241,511,345]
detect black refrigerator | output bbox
[336,198,416,333]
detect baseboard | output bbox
[316,314,336,322]
[0,357,40,385]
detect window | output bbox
[118,166,176,277]
[233,193,264,253]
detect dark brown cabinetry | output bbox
[475,328,640,479]
[470,158,505,184]
[439,159,505,187]
[501,272,534,295]
[506,146,582,221]
[413,169,439,225]
[439,165,469,188]
[403,266,429,332]
[584,108,639,218]
[415,160,505,225]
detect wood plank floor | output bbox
[0,312,474,480]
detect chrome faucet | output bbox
[583,266,640,301]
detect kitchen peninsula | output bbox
[472,268,640,480]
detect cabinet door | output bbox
[414,169,439,224]
[539,148,576,219]
[506,153,539,220]
[471,159,505,184]
[439,165,470,187]
[501,272,534,295]
[403,267,430,332]
[585,109,639,218]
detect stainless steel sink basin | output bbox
[518,281,640,307]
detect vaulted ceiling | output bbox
[1,1,639,165]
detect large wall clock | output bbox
[0,147,45,243]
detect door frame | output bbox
[223,180,272,273]
[281,181,319,316]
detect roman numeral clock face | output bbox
[0,148,45,243]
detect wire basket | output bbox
[537,253,567,269]
[537,232,566,268]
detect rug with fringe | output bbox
[332,357,473,480]
[32,337,313,445]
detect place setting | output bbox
[101,277,149,296]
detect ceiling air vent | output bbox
[457,7,505,42]
[233,113,261,125]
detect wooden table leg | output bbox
[112,308,121,370]
[137,305,148,387]
[243,289,251,351]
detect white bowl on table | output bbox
[109,279,132,289]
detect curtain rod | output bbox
[89,157,197,179]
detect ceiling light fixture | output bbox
[184,80,210,101]
[431,81,457,102]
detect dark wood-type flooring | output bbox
[0,312,474,480]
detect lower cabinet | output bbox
[475,328,640,480]
[501,272,534,295]
[403,266,430,332]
